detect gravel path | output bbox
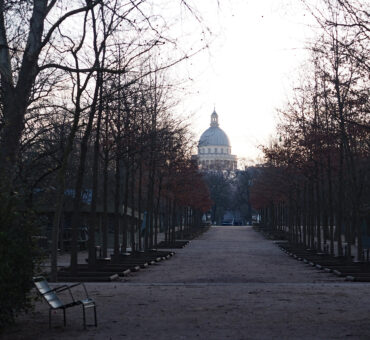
[5,226,370,339]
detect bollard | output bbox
[95,245,102,259]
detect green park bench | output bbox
[33,276,97,329]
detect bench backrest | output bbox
[33,276,63,309]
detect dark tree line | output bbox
[203,169,253,225]
[251,0,369,259]
[0,0,212,329]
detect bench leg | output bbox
[82,306,86,330]
[49,309,52,328]
[63,308,66,326]
[94,305,97,327]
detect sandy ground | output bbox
[3,226,370,340]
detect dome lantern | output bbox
[210,110,219,127]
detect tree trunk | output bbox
[137,160,143,251]
[70,79,100,273]
[102,128,109,258]
[130,154,136,253]
[113,152,121,260]
[121,160,130,253]
[50,90,85,281]
[315,169,322,252]
[0,0,49,192]
[89,74,104,267]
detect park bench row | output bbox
[278,243,370,282]
[57,249,176,282]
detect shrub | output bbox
[0,195,42,331]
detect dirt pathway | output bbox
[129,226,340,284]
[5,226,370,340]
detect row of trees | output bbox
[204,169,252,225]
[0,0,212,329]
[251,0,369,259]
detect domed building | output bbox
[195,110,237,171]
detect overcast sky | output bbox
[174,0,317,164]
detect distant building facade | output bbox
[193,110,237,171]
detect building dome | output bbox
[198,110,230,147]
[193,109,237,171]
[199,127,230,147]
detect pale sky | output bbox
[174,0,317,164]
